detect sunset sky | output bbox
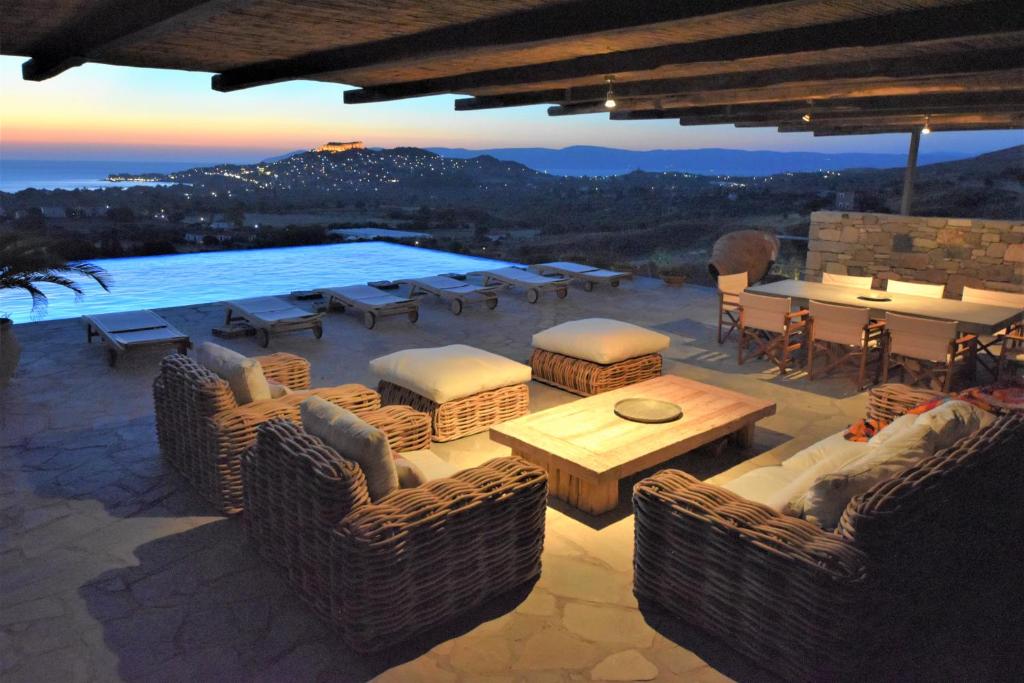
[2,56,1021,163]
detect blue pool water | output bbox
[3,242,512,324]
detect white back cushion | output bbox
[739,292,790,333]
[788,423,937,529]
[532,318,669,364]
[195,341,271,405]
[914,400,995,451]
[300,397,398,501]
[822,272,873,289]
[886,279,945,299]
[886,313,956,362]
[810,300,870,346]
[961,286,1024,310]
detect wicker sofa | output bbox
[633,384,1024,681]
[242,418,548,651]
[153,352,431,514]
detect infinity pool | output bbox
[3,242,512,324]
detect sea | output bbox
[0,159,206,192]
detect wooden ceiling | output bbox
[2,0,1021,135]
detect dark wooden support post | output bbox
[900,129,922,216]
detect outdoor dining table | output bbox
[746,279,1023,336]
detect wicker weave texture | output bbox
[633,384,1024,681]
[379,380,530,441]
[153,354,431,514]
[251,352,311,390]
[867,383,945,423]
[633,470,870,681]
[838,411,1024,596]
[529,349,663,396]
[242,419,548,651]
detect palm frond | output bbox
[0,237,112,313]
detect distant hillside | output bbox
[427,145,969,177]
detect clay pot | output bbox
[708,230,781,283]
[0,318,20,388]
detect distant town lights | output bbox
[604,76,616,109]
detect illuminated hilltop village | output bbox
[313,141,365,153]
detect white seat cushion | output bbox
[532,318,670,364]
[399,449,460,482]
[722,466,806,511]
[781,431,869,471]
[195,341,271,405]
[727,433,869,512]
[300,397,398,501]
[370,344,532,404]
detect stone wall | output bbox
[805,211,1024,296]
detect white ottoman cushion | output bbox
[370,344,532,404]
[532,318,670,364]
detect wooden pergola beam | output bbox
[729,109,1024,127]
[211,0,779,92]
[454,45,1024,111]
[21,0,244,81]
[777,122,1022,135]
[757,113,1024,130]
[607,91,1024,122]
[724,105,1024,127]
[344,0,1023,104]
[548,69,1024,116]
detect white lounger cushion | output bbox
[195,341,271,404]
[370,344,532,403]
[300,397,398,501]
[532,318,670,364]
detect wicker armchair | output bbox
[153,353,431,514]
[242,419,548,651]
[633,384,1024,681]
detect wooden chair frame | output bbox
[996,331,1024,381]
[738,307,808,374]
[971,321,1023,379]
[881,331,977,392]
[717,291,740,344]
[807,318,886,389]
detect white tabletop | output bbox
[747,280,1022,336]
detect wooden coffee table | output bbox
[490,375,776,515]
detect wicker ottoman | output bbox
[371,344,532,441]
[531,318,670,396]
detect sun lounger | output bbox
[469,266,570,303]
[84,310,190,367]
[399,275,501,315]
[224,296,324,347]
[318,284,420,329]
[532,261,633,291]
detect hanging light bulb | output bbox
[604,76,616,109]
[921,115,931,134]
[801,113,812,123]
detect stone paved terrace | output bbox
[1,277,1017,682]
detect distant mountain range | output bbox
[424,145,970,177]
